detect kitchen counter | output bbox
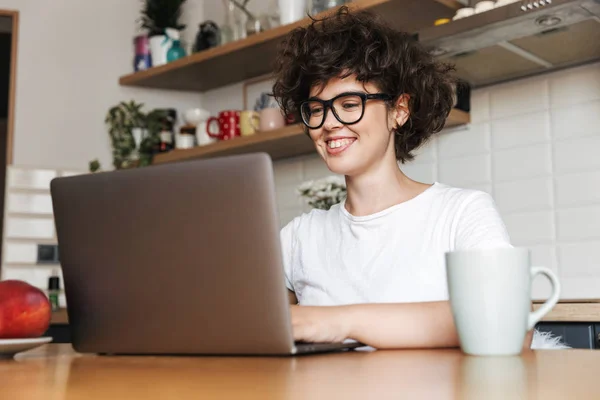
[2,344,600,399]
[533,299,600,322]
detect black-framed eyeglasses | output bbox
[299,92,393,129]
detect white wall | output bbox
[0,0,205,170]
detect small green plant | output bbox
[140,0,187,37]
[90,100,167,172]
[89,159,101,173]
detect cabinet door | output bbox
[535,322,595,349]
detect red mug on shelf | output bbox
[206,110,241,140]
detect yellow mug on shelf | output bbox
[240,111,260,136]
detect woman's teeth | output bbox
[327,138,354,149]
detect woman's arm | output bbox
[291,302,535,350]
[291,301,458,348]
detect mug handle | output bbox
[251,112,260,131]
[527,266,561,330]
[206,117,222,139]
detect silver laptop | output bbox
[50,153,361,356]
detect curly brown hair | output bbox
[272,7,456,163]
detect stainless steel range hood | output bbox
[418,0,600,87]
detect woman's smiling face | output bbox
[306,75,406,177]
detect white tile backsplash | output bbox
[491,111,550,150]
[7,193,54,214]
[469,89,490,123]
[490,77,549,119]
[494,178,553,213]
[1,267,36,283]
[438,154,491,187]
[5,217,56,239]
[551,100,600,140]
[461,183,493,194]
[554,135,600,174]
[530,244,558,272]
[530,244,558,300]
[493,144,552,182]
[549,63,600,107]
[4,242,38,264]
[559,277,600,300]
[556,206,600,241]
[502,211,555,245]
[559,242,600,278]
[555,170,600,207]
[437,123,490,158]
[8,168,57,190]
[411,137,437,163]
[401,162,437,184]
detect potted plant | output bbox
[140,0,187,66]
[297,176,347,210]
[90,101,167,172]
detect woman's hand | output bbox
[290,305,352,343]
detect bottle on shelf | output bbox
[48,270,61,312]
[166,28,187,62]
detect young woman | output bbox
[272,7,531,349]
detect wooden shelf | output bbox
[154,123,313,164]
[153,109,470,164]
[119,0,460,92]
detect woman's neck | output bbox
[344,158,432,217]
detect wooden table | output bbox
[2,344,600,399]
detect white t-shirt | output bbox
[280,182,511,306]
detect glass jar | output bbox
[311,0,349,15]
[221,0,246,44]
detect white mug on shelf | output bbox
[445,247,560,356]
[182,108,215,146]
[183,108,210,126]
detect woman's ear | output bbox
[393,94,411,129]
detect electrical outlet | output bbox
[37,244,59,264]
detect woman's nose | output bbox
[323,108,342,130]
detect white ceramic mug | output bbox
[445,247,560,356]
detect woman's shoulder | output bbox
[430,182,496,208]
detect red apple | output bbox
[0,280,51,339]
